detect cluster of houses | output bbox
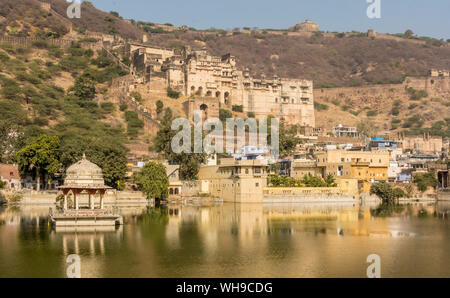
[1,129,449,202]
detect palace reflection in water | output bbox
[0,202,449,278]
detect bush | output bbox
[406,87,428,100]
[33,116,49,126]
[31,40,49,49]
[219,109,232,121]
[391,107,400,116]
[48,47,64,58]
[0,180,5,189]
[366,110,378,117]
[119,103,128,111]
[414,173,438,192]
[101,102,115,113]
[91,56,114,68]
[124,110,144,137]
[314,102,329,111]
[0,51,9,62]
[167,87,180,99]
[15,71,41,85]
[59,56,89,71]
[232,105,243,112]
[130,91,143,103]
[1,85,22,99]
[156,100,164,114]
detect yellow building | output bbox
[291,160,323,179]
[198,158,268,203]
[316,150,389,192]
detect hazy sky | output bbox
[88,0,449,39]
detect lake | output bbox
[0,201,449,278]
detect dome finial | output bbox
[82,153,86,160]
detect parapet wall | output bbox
[0,36,103,50]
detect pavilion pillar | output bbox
[63,194,67,210]
[100,193,104,210]
[74,192,79,210]
[89,192,94,210]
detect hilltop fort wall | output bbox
[314,72,450,110]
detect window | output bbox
[256,183,259,187]
[245,169,249,174]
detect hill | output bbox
[1,0,449,88]
[0,40,152,187]
[0,0,142,39]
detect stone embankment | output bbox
[3,190,148,207]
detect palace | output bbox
[129,44,315,126]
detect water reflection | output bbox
[0,201,449,277]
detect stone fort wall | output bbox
[314,75,449,110]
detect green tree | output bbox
[325,174,337,187]
[133,162,169,200]
[153,108,206,180]
[16,134,61,191]
[73,73,96,100]
[156,100,164,114]
[167,87,180,99]
[58,136,128,190]
[219,109,232,122]
[279,123,302,155]
[370,181,405,204]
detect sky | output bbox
[88,0,450,39]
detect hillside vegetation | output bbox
[0,40,148,188]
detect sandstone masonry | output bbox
[129,44,315,126]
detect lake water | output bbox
[0,201,449,278]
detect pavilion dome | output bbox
[63,154,106,188]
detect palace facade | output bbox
[129,44,315,126]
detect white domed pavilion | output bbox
[59,154,112,210]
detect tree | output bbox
[133,162,169,200]
[325,174,337,187]
[153,108,206,180]
[156,100,164,114]
[357,120,376,137]
[16,134,61,191]
[279,123,302,155]
[167,87,180,99]
[370,181,405,204]
[73,73,96,100]
[219,109,232,122]
[58,135,128,189]
[404,29,414,37]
